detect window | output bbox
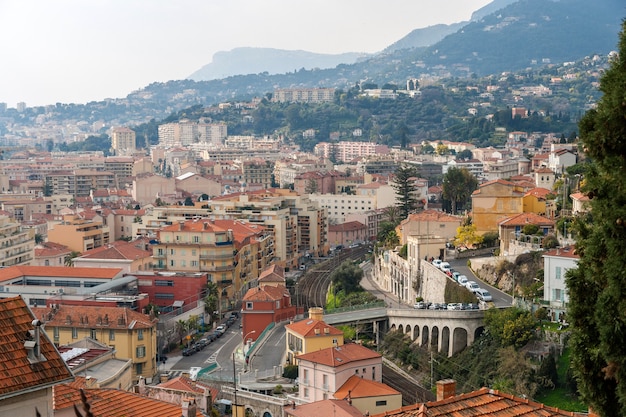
[170,260,175,267]
[90,329,97,340]
[303,388,309,398]
[136,345,146,358]
[72,327,78,339]
[155,293,175,299]
[191,249,196,256]
[193,236,200,243]
[138,329,144,340]
[155,280,174,286]
[276,300,280,309]
[53,327,59,342]
[375,401,387,406]
[45,260,49,266]
[181,260,186,267]
[135,363,143,375]
[246,302,253,309]
[555,266,562,280]
[372,366,376,380]
[109,330,115,341]
[170,248,175,255]
[191,260,198,267]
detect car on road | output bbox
[216,324,227,334]
[465,281,480,293]
[475,288,493,302]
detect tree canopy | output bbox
[442,167,478,214]
[566,19,626,417]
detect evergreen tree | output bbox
[391,164,419,219]
[566,19,626,417]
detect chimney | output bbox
[182,398,197,417]
[309,307,323,321]
[436,379,456,401]
[203,388,213,414]
[25,319,46,364]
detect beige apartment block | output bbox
[110,126,136,155]
[153,218,274,305]
[0,214,35,266]
[48,214,110,252]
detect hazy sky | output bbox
[0,0,491,107]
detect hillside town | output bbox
[0,83,593,417]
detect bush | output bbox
[282,365,298,380]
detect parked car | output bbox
[457,275,468,286]
[182,347,195,356]
[447,303,462,310]
[432,259,442,268]
[475,288,493,302]
[439,261,451,270]
[413,301,428,309]
[452,271,461,281]
[216,324,227,334]
[465,281,480,293]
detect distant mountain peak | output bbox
[188,47,370,81]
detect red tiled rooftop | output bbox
[54,381,204,416]
[286,318,343,338]
[243,284,289,302]
[498,212,555,227]
[370,386,585,417]
[287,399,363,417]
[39,304,157,330]
[296,342,380,367]
[0,296,74,398]
[334,375,400,399]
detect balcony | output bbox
[199,252,234,260]
[201,264,235,272]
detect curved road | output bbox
[447,258,512,307]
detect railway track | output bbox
[382,363,435,405]
[295,246,370,310]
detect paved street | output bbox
[248,322,286,372]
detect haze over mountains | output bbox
[187,0,618,83]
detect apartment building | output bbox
[272,88,335,103]
[152,218,274,306]
[309,193,376,224]
[104,156,135,187]
[0,214,36,266]
[47,169,117,197]
[48,214,111,252]
[314,141,390,163]
[285,308,344,365]
[241,160,274,189]
[40,304,158,381]
[110,127,136,155]
[198,121,227,145]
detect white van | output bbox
[475,288,493,302]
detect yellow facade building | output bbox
[40,304,158,382]
[285,308,344,365]
[470,179,526,234]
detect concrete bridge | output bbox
[324,307,485,357]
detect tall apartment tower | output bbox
[111,127,137,155]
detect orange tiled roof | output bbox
[35,241,72,257]
[286,318,343,338]
[54,381,204,416]
[370,386,585,417]
[296,343,380,367]
[498,212,555,227]
[79,240,152,260]
[543,246,579,259]
[0,265,123,282]
[158,375,219,399]
[39,304,157,330]
[570,192,589,202]
[334,375,400,399]
[525,187,552,199]
[243,284,289,302]
[403,209,462,224]
[258,264,285,282]
[0,296,74,398]
[329,221,366,233]
[286,399,363,417]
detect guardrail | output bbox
[324,300,386,315]
[245,322,275,361]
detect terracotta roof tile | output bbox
[334,375,400,399]
[296,343,380,367]
[286,318,343,338]
[79,240,152,260]
[498,212,555,227]
[370,386,585,417]
[39,304,157,330]
[243,284,289,301]
[258,264,285,282]
[54,382,204,416]
[328,221,366,232]
[0,296,74,399]
[158,375,219,399]
[286,399,363,417]
[0,265,123,282]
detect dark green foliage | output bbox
[444,280,477,304]
[541,234,559,249]
[537,353,559,390]
[484,307,537,348]
[330,261,363,294]
[380,330,422,370]
[282,365,298,380]
[58,134,111,155]
[392,164,420,219]
[522,224,540,235]
[566,19,626,417]
[481,231,499,247]
[442,167,478,214]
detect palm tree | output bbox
[175,319,188,346]
[64,251,81,266]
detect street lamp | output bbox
[233,330,255,417]
[242,330,256,356]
